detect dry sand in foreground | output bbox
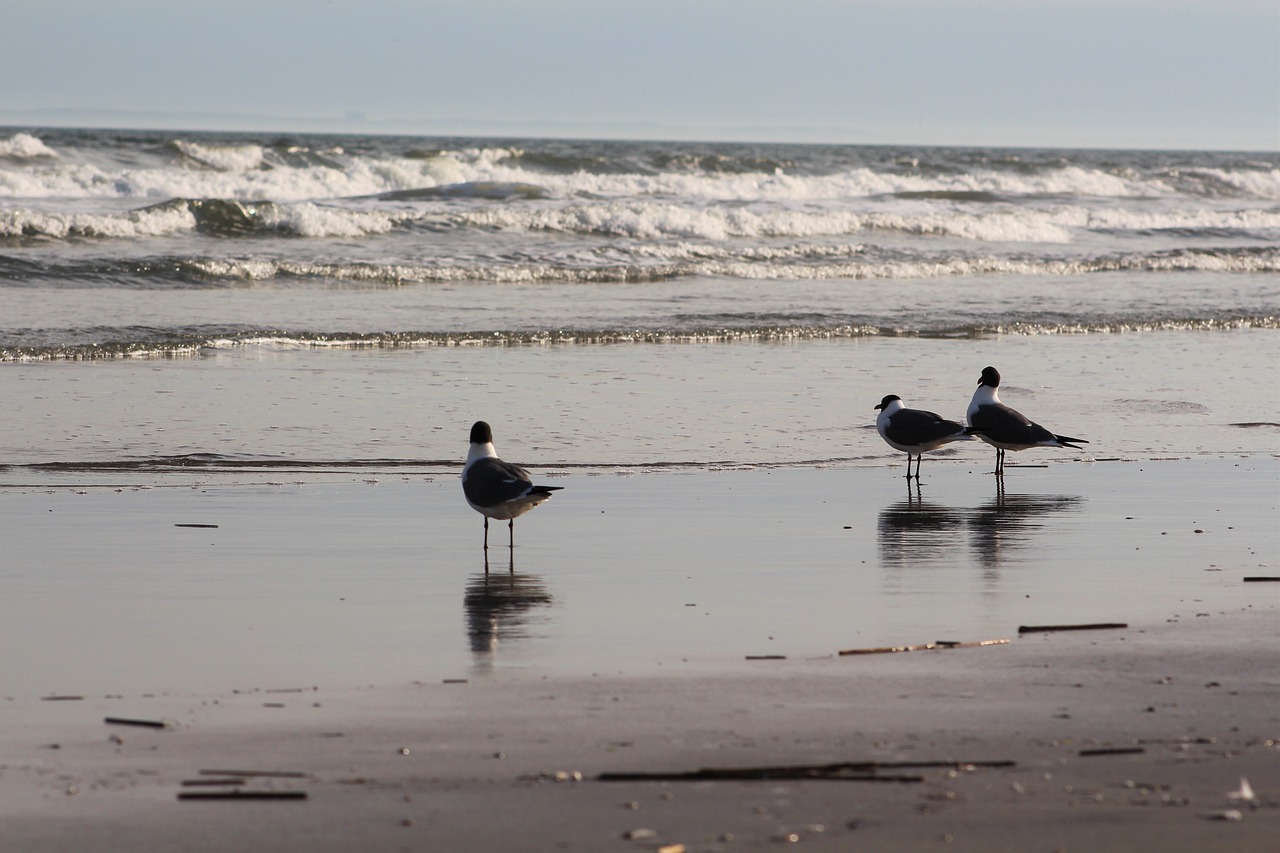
[3,602,1277,852]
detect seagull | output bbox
[874,394,978,479]
[966,366,1088,474]
[462,421,563,550]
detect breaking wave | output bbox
[2,245,1274,289]
[5,197,1280,245]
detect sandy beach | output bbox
[3,604,1277,852]
[3,125,1278,852]
[2,459,1276,851]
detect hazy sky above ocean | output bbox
[2,1,1276,150]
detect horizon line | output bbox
[1,109,1276,155]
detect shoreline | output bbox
[4,330,1278,474]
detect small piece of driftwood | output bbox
[745,655,786,660]
[178,790,307,801]
[600,768,923,783]
[599,759,1013,783]
[1243,576,1280,582]
[840,643,934,656]
[839,638,1009,656]
[1078,747,1145,757]
[104,716,167,729]
[198,769,307,778]
[41,695,84,701]
[1017,623,1128,634]
[174,523,219,528]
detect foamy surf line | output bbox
[4,129,1280,201]
[7,200,1280,243]
[3,316,1276,361]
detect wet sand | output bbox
[1,460,1277,851]
[2,607,1277,852]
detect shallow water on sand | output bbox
[1,330,1277,477]
[1,330,1276,698]
[1,458,1274,698]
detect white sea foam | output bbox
[258,202,401,238]
[0,154,465,201]
[0,145,1184,203]
[0,201,413,239]
[6,188,1278,244]
[1193,167,1280,200]
[536,164,1155,203]
[157,244,1278,288]
[172,140,268,172]
[493,198,1280,242]
[0,204,197,238]
[0,132,59,159]
[4,136,1278,217]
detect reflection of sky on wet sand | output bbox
[0,460,1273,695]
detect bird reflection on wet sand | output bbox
[876,483,968,567]
[968,484,1084,575]
[878,479,1085,579]
[464,570,554,662]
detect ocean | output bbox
[2,127,1277,476]
[3,128,1276,351]
[1,128,1277,692]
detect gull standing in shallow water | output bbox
[874,394,978,479]
[462,421,563,550]
[966,366,1088,475]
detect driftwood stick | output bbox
[599,769,924,783]
[178,790,307,801]
[197,769,307,778]
[104,716,167,729]
[1017,623,1128,634]
[839,638,1009,656]
[935,639,1011,649]
[1078,747,1145,757]
[839,643,936,656]
[598,759,1013,783]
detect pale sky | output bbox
[2,0,1277,150]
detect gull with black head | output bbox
[462,421,563,550]
[874,394,978,480]
[966,366,1088,475]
